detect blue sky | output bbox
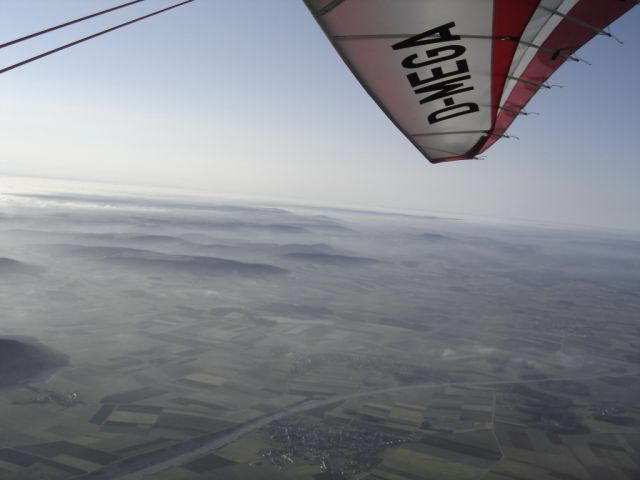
[1,1,638,230]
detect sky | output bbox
[0,1,638,231]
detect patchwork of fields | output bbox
[1,185,639,479]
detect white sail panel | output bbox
[306,0,495,161]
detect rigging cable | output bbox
[0,0,147,50]
[0,0,195,76]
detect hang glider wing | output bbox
[304,0,636,163]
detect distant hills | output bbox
[53,245,289,277]
[282,253,379,266]
[0,258,43,275]
[0,338,68,388]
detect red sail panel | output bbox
[459,0,541,159]
[479,0,636,154]
[490,0,541,128]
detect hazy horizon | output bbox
[2,174,639,238]
[1,1,638,231]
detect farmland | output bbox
[0,184,639,479]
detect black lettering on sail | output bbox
[415,76,474,104]
[428,103,480,124]
[392,22,460,50]
[407,60,470,88]
[401,45,466,69]
[392,21,478,124]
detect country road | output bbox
[75,369,640,479]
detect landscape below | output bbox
[0,185,639,480]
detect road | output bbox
[75,369,639,479]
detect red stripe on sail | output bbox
[463,0,540,159]
[490,0,542,124]
[478,0,635,154]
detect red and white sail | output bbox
[305,0,636,163]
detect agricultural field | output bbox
[0,182,639,479]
